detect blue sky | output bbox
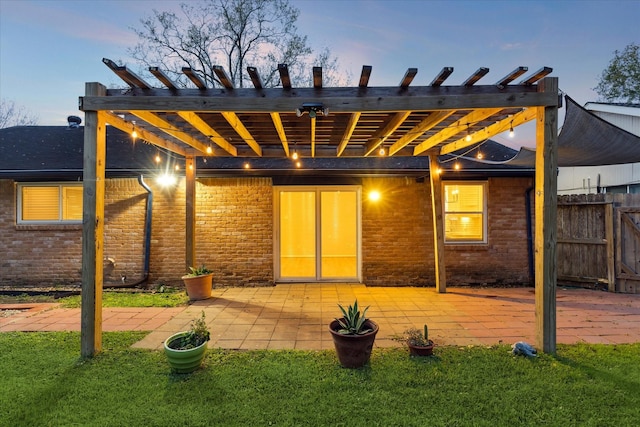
[1,0,638,147]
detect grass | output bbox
[0,332,638,427]
[0,289,189,308]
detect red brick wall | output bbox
[361,176,532,286]
[1,176,531,288]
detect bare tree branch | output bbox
[128,0,346,89]
[0,99,39,129]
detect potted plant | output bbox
[328,300,379,368]
[182,265,213,301]
[164,311,210,373]
[399,324,434,357]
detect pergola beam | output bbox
[101,112,188,156]
[177,111,237,156]
[81,87,557,113]
[129,111,211,155]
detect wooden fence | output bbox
[556,193,640,293]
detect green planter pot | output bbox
[164,331,208,373]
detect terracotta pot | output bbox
[181,273,213,301]
[164,331,208,373]
[408,341,434,357]
[329,319,378,368]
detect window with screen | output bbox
[18,184,83,223]
[443,182,486,243]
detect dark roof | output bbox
[0,125,157,180]
[0,125,533,180]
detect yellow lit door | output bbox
[277,187,360,281]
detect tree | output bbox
[0,99,39,129]
[129,0,346,89]
[594,43,640,103]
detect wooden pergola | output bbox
[79,60,559,357]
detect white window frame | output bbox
[17,182,83,225]
[443,181,487,244]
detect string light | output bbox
[175,165,180,171]
[154,153,161,164]
[295,160,301,168]
[476,152,483,160]
[508,121,515,138]
[465,124,472,142]
[378,146,386,156]
[244,162,250,169]
[131,130,138,140]
[454,162,461,170]
[206,146,213,154]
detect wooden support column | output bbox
[81,82,106,358]
[429,154,447,293]
[534,77,559,353]
[185,155,196,271]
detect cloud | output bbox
[501,42,525,51]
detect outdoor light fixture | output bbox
[476,152,484,160]
[206,146,213,154]
[509,121,515,138]
[131,130,138,140]
[292,150,299,160]
[465,124,472,142]
[378,146,386,156]
[244,162,250,169]
[454,162,461,170]
[156,173,177,187]
[295,102,329,118]
[154,153,161,164]
[368,190,381,202]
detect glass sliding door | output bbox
[276,186,360,282]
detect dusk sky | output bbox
[1,0,638,148]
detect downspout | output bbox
[133,174,153,285]
[105,174,152,288]
[525,186,534,285]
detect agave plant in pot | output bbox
[164,311,210,373]
[182,265,213,301]
[328,300,379,368]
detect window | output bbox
[18,183,83,224]
[443,182,486,243]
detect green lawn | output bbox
[0,332,638,426]
[0,289,189,307]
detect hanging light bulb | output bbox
[175,165,180,171]
[476,152,483,160]
[206,146,213,154]
[292,150,299,160]
[465,124,472,142]
[131,130,138,140]
[454,162,461,170]
[508,121,515,138]
[296,160,301,168]
[379,146,386,156]
[154,153,161,164]
[244,162,250,169]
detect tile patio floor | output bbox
[2,284,639,352]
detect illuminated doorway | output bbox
[275,186,360,282]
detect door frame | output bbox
[273,185,362,283]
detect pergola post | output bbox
[535,77,559,353]
[185,155,196,271]
[429,154,447,293]
[81,83,106,358]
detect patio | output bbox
[2,285,639,350]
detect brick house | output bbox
[0,123,534,288]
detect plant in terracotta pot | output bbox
[164,311,210,373]
[398,324,434,357]
[328,300,379,368]
[182,265,213,301]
